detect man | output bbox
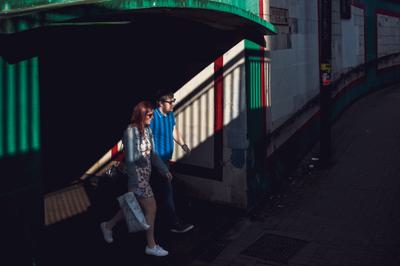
[150,90,194,233]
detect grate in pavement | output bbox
[241,233,308,263]
[44,184,91,226]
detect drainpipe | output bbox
[319,0,332,167]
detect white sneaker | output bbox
[145,245,169,256]
[100,222,113,243]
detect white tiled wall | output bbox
[268,0,319,130]
[332,0,343,79]
[377,12,400,69]
[173,41,249,208]
[338,5,365,72]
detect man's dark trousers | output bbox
[151,168,179,228]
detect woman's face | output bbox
[145,110,154,125]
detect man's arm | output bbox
[173,126,191,154]
[173,126,185,146]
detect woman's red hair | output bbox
[130,101,153,135]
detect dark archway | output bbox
[33,14,265,190]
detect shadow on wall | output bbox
[35,20,297,206]
[163,47,288,207]
[72,45,289,208]
[36,19,241,192]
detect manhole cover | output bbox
[241,233,308,263]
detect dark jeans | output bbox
[151,169,179,227]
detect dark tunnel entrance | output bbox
[33,14,265,191]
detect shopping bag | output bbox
[117,192,150,233]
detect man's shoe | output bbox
[100,222,113,243]
[170,222,194,233]
[145,245,169,256]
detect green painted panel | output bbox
[1,1,276,34]
[6,63,16,155]
[0,56,40,158]
[96,0,275,34]
[19,61,29,152]
[245,39,268,142]
[31,57,40,150]
[2,0,259,13]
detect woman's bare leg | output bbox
[105,187,135,230]
[105,209,123,230]
[137,196,157,248]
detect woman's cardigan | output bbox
[123,126,169,188]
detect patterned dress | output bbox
[133,127,154,198]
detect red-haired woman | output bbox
[100,101,172,256]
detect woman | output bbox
[100,101,172,257]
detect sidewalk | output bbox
[37,175,244,266]
[37,83,400,266]
[190,84,400,266]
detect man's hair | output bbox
[155,89,174,103]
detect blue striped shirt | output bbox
[150,108,176,162]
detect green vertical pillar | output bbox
[6,62,16,155]
[245,40,269,207]
[31,57,40,150]
[245,40,263,141]
[18,20,29,153]
[19,61,29,152]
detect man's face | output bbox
[159,96,176,113]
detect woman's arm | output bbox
[123,127,140,188]
[151,151,169,175]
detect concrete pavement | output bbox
[37,175,244,266]
[36,83,400,266]
[191,83,400,266]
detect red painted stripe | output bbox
[259,0,266,108]
[260,49,267,133]
[259,0,265,107]
[260,52,266,108]
[111,144,119,157]
[376,8,400,18]
[259,0,267,133]
[259,0,264,19]
[214,56,224,131]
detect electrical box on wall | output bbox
[340,0,352,19]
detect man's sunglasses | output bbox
[163,99,176,104]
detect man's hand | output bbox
[165,171,173,181]
[181,144,191,155]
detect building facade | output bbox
[1,0,400,263]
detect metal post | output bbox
[319,0,332,167]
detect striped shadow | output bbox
[44,184,91,226]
